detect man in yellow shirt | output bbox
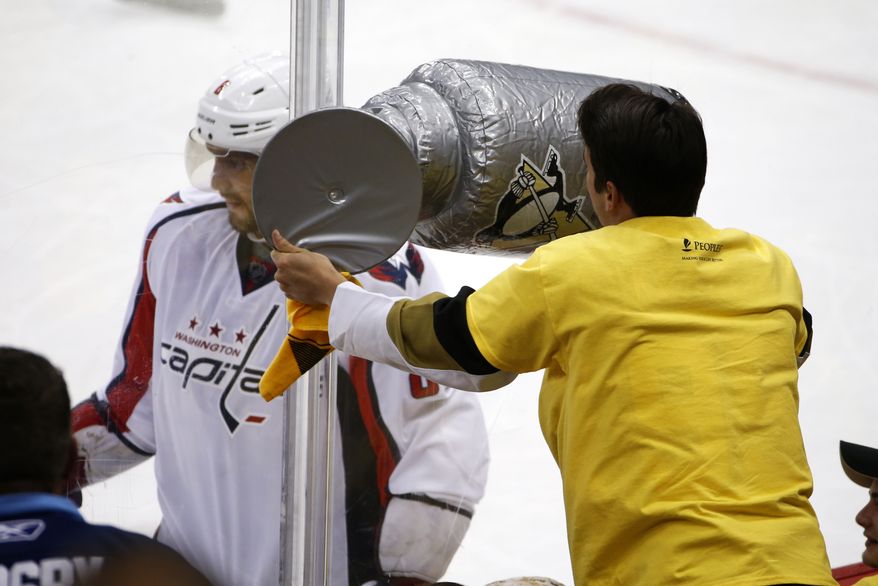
[269,83,834,585]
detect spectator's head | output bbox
[184,52,290,235]
[841,440,878,567]
[0,347,73,495]
[577,83,707,223]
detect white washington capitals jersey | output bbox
[71,188,489,586]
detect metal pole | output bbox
[279,1,344,585]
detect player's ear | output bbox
[604,181,619,208]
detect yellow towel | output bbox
[259,273,361,401]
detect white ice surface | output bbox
[2,0,878,584]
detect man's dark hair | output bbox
[0,347,72,493]
[577,83,707,217]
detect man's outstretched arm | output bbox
[270,230,517,392]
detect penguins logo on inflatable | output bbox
[475,146,594,251]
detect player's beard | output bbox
[226,202,261,236]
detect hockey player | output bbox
[269,84,836,585]
[69,53,489,586]
[0,347,209,586]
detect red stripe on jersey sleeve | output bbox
[104,234,158,433]
[71,398,103,432]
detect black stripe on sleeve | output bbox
[800,307,813,358]
[432,286,499,376]
[393,492,474,520]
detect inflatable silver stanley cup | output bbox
[364,59,686,255]
[253,59,688,266]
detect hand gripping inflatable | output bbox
[253,59,688,266]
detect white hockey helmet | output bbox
[185,52,290,189]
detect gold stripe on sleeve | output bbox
[386,293,465,371]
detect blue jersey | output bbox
[0,493,165,585]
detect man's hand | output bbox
[270,230,347,306]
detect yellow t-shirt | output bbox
[467,216,833,586]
